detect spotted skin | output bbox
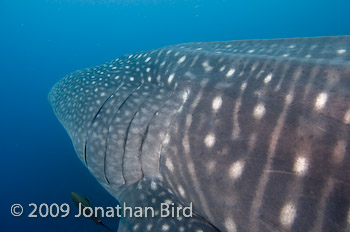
[49,36,350,232]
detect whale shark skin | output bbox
[49,36,350,232]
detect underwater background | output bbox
[1,0,349,231]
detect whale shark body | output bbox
[49,36,350,232]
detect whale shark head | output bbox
[49,36,350,232]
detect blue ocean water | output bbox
[0,0,349,231]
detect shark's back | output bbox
[49,36,350,232]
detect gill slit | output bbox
[121,85,156,182]
[84,93,115,166]
[152,85,186,175]
[104,83,143,185]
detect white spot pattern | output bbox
[224,217,237,232]
[204,133,215,148]
[264,73,272,84]
[293,156,308,176]
[226,68,235,78]
[253,103,266,120]
[202,61,213,72]
[280,202,296,228]
[229,160,245,179]
[168,74,175,84]
[337,49,346,54]
[177,55,186,64]
[212,96,223,112]
[314,92,328,111]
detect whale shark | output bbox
[49,36,350,232]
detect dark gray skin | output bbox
[50,36,350,232]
